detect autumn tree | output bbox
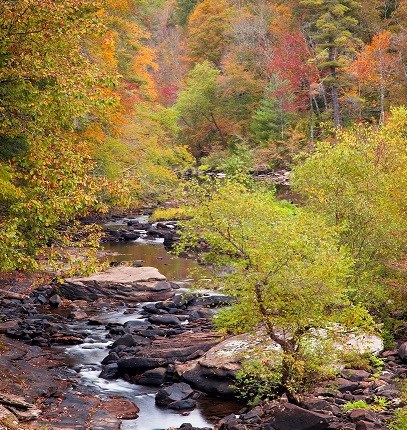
[348,31,398,122]
[187,0,232,66]
[0,0,114,271]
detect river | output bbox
[56,215,241,430]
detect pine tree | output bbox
[300,0,361,127]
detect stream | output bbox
[54,216,240,430]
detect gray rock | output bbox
[138,367,167,386]
[341,370,371,382]
[99,363,119,380]
[148,315,181,326]
[110,334,150,349]
[398,342,407,362]
[155,382,194,407]
[49,294,62,307]
[273,404,333,430]
[168,399,197,410]
[118,357,167,373]
[101,352,119,365]
[336,378,359,393]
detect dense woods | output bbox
[0,0,406,425]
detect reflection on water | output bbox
[102,241,200,281]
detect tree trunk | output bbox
[281,353,300,404]
[209,112,227,147]
[378,45,385,124]
[331,84,341,128]
[328,47,341,128]
[309,92,314,150]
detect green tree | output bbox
[250,79,295,144]
[174,61,225,157]
[177,180,362,401]
[300,0,361,127]
[176,0,201,25]
[292,106,407,306]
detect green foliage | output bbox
[371,396,390,411]
[174,61,222,157]
[390,408,407,430]
[343,396,389,413]
[176,179,368,398]
[341,351,384,372]
[250,80,295,145]
[234,357,281,405]
[293,107,407,308]
[221,142,253,175]
[150,207,187,221]
[342,399,370,412]
[175,0,201,25]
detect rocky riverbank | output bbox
[0,264,405,430]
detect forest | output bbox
[0,0,406,429]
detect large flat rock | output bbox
[61,267,172,302]
[66,266,166,284]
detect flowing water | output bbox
[56,216,241,430]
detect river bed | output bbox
[55,216,241,430]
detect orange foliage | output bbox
[349,31,396,85]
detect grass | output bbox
[150,207,187,221]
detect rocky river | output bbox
[0,214,406,430]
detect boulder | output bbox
[336,378,359,393]
[60,267,173,302]
[398,342,407,362]
[168,399,197,410]
[341,370,371,382]
[348,409,376,423]
[110,334,150,349]
[122,232,140,241]
[99,364,119,380]
[272,403,332,430]
[148,315,182,326]
[66,266,166,284]
[176,333,280,396]
[138,367,167,386]
[101,352,120,365]
[179,363,235,396]
[49,294,62,307]
[155,382,194,407]
[101,398,139,420]
[118,357,167,373]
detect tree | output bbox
[176,0,201,25]
[250,78,295,144]
[174,61,226,157]
[348,31,398,122]
[292,106,407,306]
[300,0,361,127]
[177,180,359,401]
[0,0,181,272]
[186,0,232,66]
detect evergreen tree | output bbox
[250,79,294,144]
[176,0,201,25]
[300,0,361,127]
